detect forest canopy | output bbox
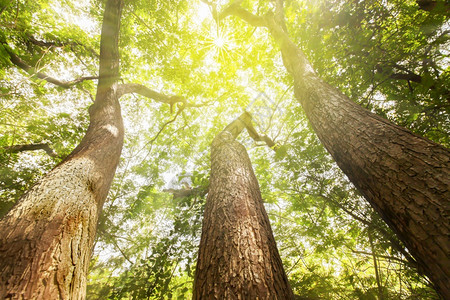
[0,0,448,299]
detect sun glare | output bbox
[193,1,238,61]
[214,35,226,49]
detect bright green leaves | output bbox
[1,0,446,298]
[90,166,206,299]
[0,72,90,216]
[285,0,449,147]
[274,144,289,161]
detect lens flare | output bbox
[214,35,226,49]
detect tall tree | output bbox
[194,112,294,299]
[0,0,184,298]
[218,0,450,297]
[292,0,449,146]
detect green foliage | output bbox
[1,0,446,298]
[88,171,205,299]
[287,0,449,146]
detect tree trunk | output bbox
[226,8,450,298]
[0,0,124,298]
[193,114,294,299]
[270,19,449,299]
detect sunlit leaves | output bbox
[286,0,449,146]
[1,0,445,298]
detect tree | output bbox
[0,0,185,298]
[0,0,101,215]
[0,0,446,298]
[219,0,450,297]
[291,0,449,146]
[193,112,294,299]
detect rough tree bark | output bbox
[0,1,124,298]
[193,113,294,299]
[0,0,185,298]
[221,1,450,298]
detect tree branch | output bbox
[98,228,134,264]
[116,83,193,116]
[163,186,208,200]
[0,0,13,16]
[219,2,309,75]
[3,143,59,158]
[243,115,278,150]
[219,2,266,27]
[416,0,438,11]
[221,112,278,151]
[148,109,183,144]
[2,43,98,88]
[316,192,417,266]
[377,64,423,84]
[349,249,411,265]
[389,73,422,83]
[26,35,100,58]
[116,83,185,105]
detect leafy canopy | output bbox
[1,0,447,298]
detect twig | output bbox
[2,42,98,88]
[3,143,60,158]
[163,186,208,200]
